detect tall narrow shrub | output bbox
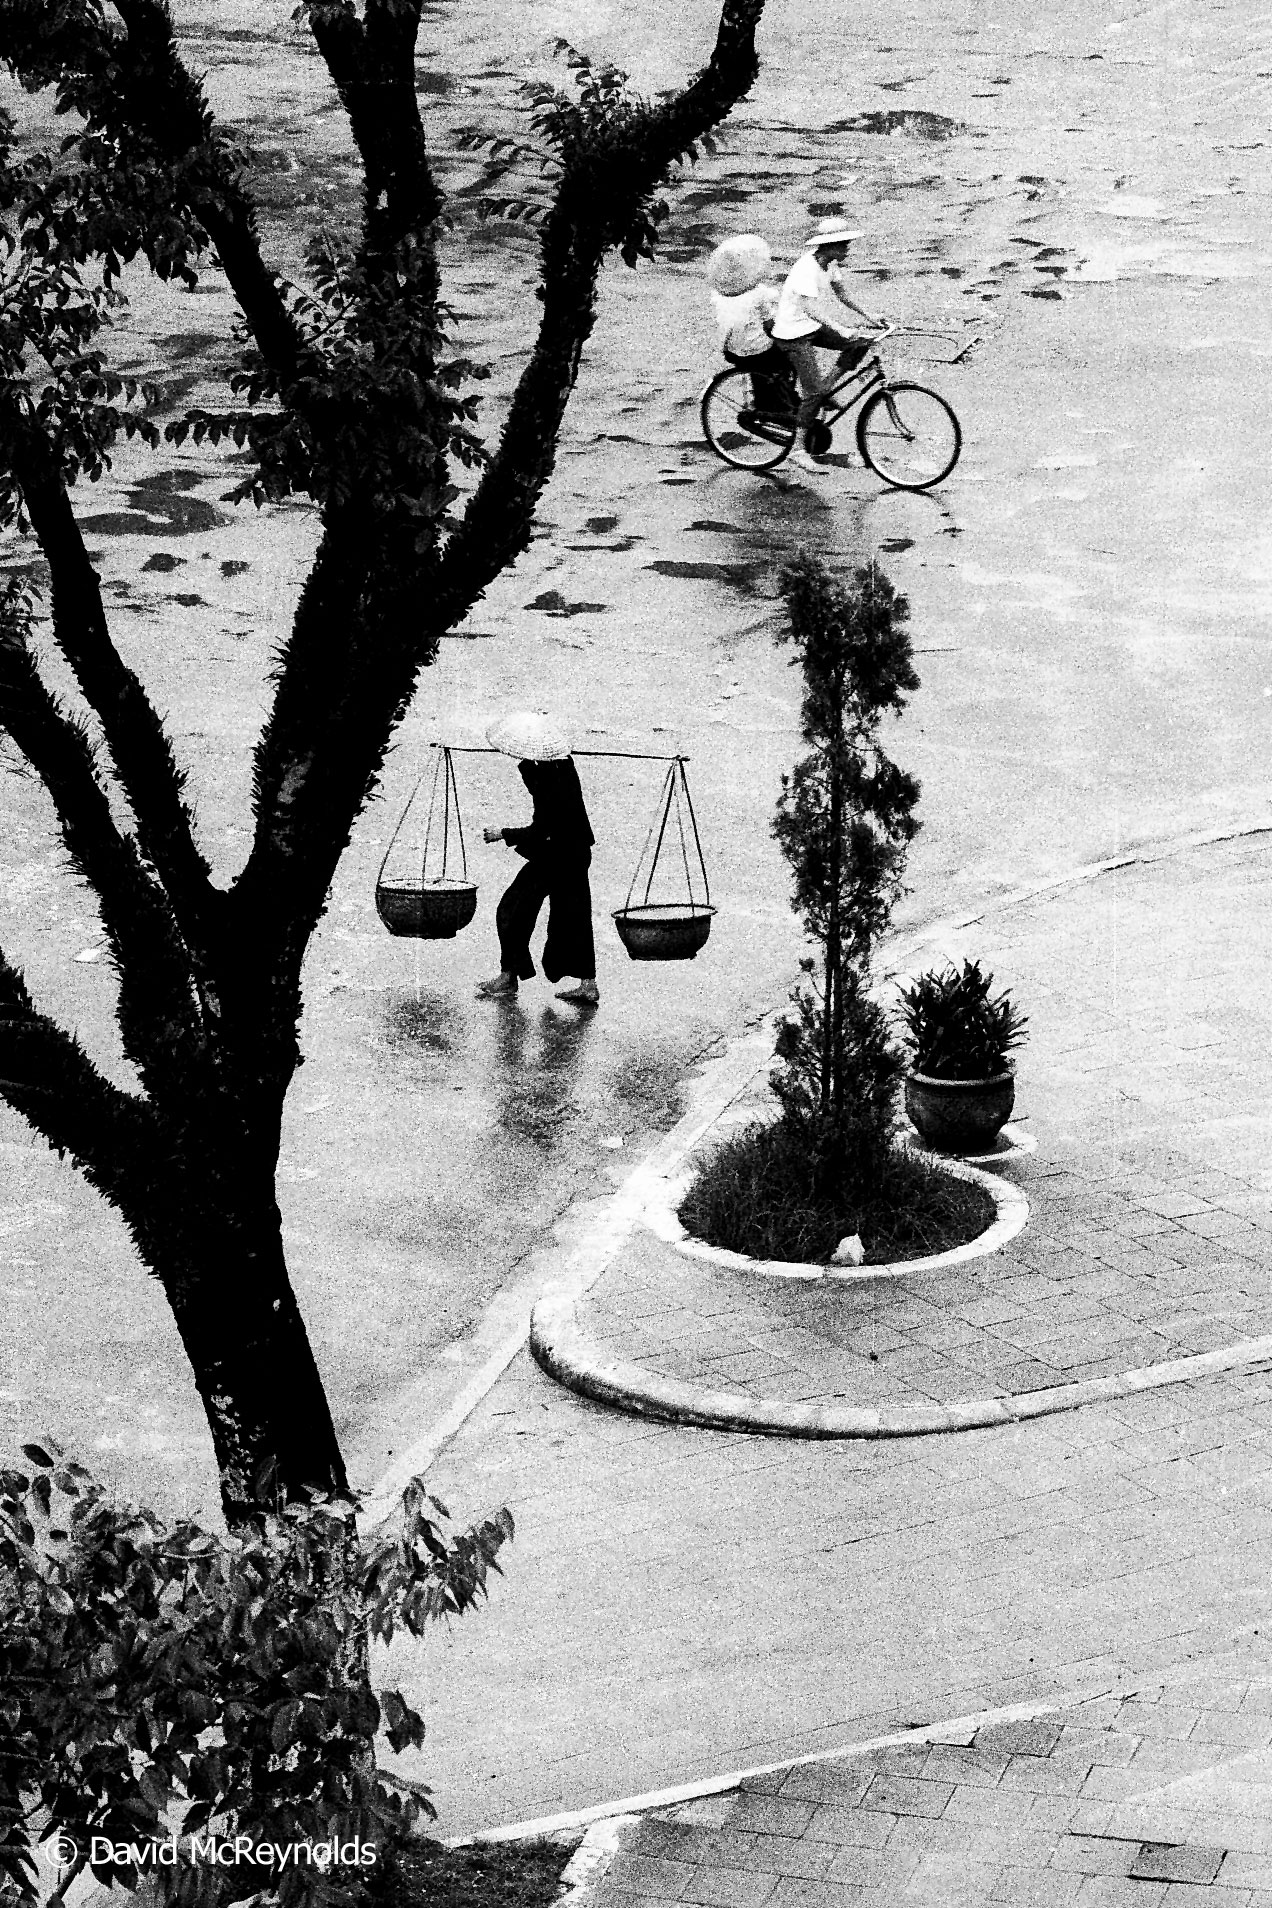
[771,555,921,1189]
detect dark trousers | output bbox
[496,853,596,983]
[724,344,798,413]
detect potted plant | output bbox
[898,959,1028,1153]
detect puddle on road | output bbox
[524,590,610,617]
[644,559,766,592]
[826,109,964,141]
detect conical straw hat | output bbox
[486,710,573,762]
[706,234,773,296]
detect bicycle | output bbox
[700,326,965,491]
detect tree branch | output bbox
[305,0,443,238]
[1,0,307,384]
[229,510,422,987]
[432,0,766,624]
[232,1,767,960]
[0,950,158,1214]
[106,0,307,381]
[0,614,210,1101]
[5,411,220,957]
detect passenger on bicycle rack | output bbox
[705,234,800,419]
[771,217,887,475]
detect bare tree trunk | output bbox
[148,1155,349,1521]
[823,668,846,1127]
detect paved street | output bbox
[5,0,1272,1526]
[587,1667,1272,1908]
[403,1348,1272,1840]
[4,1,1272,1900]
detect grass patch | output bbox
[678,1118,995,1265]
[367,1836,573,1908]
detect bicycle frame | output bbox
[810,325,978,425]
[703,325,967,486]
[815,353,887,426]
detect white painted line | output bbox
[883,814,1272,977]
[357,1323,531,1534]
[448,1687,1114,1845]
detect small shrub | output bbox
[899,960,1028,1080]
[0,1446,513,1908]
[679,1119,994,1264]
[769,553,920,1191]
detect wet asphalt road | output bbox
[0,0,1268,1519]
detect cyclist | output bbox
[705,234,798,417]
[771,216,888,474]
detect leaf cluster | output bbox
[0,7,256,517]
[168,230,488,523]
[0,210,160,525]
[457,41,718,268]
[0,1441,514,1908]
[0,21,485,538]
[898,959,1028,1079]
[771,965,906,1189]
[771,555,920,964]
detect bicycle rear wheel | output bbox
[701,368,797,471]
[857,381,961,491]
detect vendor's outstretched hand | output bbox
[482,825,504,843]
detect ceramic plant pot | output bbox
[904,1065,1015,1154]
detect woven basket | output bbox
[376,879,478,940]
[612,904,715,962]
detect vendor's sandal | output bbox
[475,974,518,999]
[555,981,599,1008]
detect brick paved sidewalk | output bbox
[587,1666,1272,1908]
[391,834,1272,1833]
[552,836,1272,1417]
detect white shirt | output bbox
[771,253,856,340]
[711,283,780,357]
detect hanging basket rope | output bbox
[613,758,715,962]
[375,746,479,940]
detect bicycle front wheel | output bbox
[857,382,961,491]
[701,368,797,471]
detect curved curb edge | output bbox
[642,1155,1029,1283]
[530,1292,1272,1439]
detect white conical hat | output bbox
[706,234,774,296]
[486,710,573,762]
[804,217,864,250]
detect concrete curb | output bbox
[641,1154,1029,1283]
[530,1295,1272,1439]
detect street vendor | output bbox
[477,739,599,1009]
